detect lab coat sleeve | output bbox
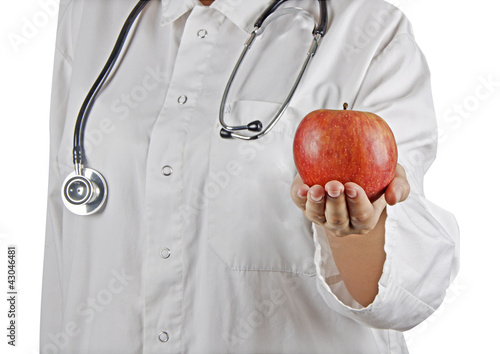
[40,0,76,349]
[312,31,460,331]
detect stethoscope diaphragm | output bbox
[61,168,107,215]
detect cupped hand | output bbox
[290,164,410,237]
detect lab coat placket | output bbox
[142,6,220,353]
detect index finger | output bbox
[290,174,309,211]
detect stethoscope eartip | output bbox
[220,129,233,139]
[247,120,263,132]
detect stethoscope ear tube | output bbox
[218,0,327,140]
[219,32,322,141]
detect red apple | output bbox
[293,104,398,202]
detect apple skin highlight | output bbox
[293,108,398,202]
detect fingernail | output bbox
[327,189,341,198]
[310,193,324,202]
[296,188,307,198]
[345,188,357,199]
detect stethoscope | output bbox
[62,0,328,215]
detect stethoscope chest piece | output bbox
[61,168,107,215]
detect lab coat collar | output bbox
[161,0,274,33]
[160,0,200,25]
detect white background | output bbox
[1,0,499,353]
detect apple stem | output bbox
[343,102,348,110]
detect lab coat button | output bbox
[197,29,208,38]
[161,165,173,176]
[158,331,169,343]
[160,248,171,259]
[177,95,187,104]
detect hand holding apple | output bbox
[290,164,410,237]
[293,104,398,202]
[290,104,409,236]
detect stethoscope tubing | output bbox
[218,32,322,140]
[63,0,328,215]
[218,0,327,140]
[72,0,151,174]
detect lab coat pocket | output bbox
[207,100,316,275]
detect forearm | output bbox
[325,208,387,307]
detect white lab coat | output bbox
[40,0,459,353]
